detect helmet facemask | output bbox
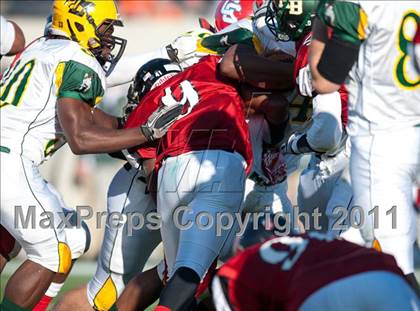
[265,0,315,42]
[56,0,127,76]
[89,19,127,76]
[128,59,182,105]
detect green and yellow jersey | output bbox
[0,37,106,164]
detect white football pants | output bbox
[87,165,160,310]
[350,126,420,274]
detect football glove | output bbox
[140,100,184,142]
[122,83,140,124]
[261,142,287,185]
[296,64,314,97]
[166,29,212,69]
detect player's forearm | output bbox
[67,126,147,155]
[92,107,119,129]
[219,44,294,90]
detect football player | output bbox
[0,22,23,268]
[0,1,185,310]
[119,56,290,311]
[262,0,361,240]
[217,0,358,240]
[54,60,183,311]
[309,0,420,289]
[0,15,25,58]
[212,231,419,310]
[1,15,92,311]
[125,54,253,311]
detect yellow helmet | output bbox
[51,0,127,76]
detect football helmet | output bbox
[126,59,182,111]
[51,0,127,76]
[265,0,317,41]
[214,0,256,31]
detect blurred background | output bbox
[1,1,419,306]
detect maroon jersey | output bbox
[414,25,420,45]
[125,55,252,172]
[294,33,349,128]
[217,233,405,311]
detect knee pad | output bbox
[23,234,71,273]
[58,241,72,273]
[87,267,123,311]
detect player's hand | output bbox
[296,65,314,97]
[262,143,287,185]
[122,84,139,123]
[140,101,184,142]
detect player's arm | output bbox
[58,98,149,154]
[0,16,25,56]
[91,106,120,129]
[56,61,182,154]
[219,43,295,90]
[309,1,368,94]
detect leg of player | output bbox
[156,150,247,310]
[34,204,91,311]
[0,255,7,273]
[298,154,338,232]
[113,266,163,311]
[55,163,161,311]
[351,127,420,291]
[0,153,72,310]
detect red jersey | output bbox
[125,55,252,172]
[294,33,349,128]
[217,233,405,311]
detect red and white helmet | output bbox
[214,0,258,31]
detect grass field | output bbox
[1,259,420,310]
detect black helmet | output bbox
[127,58,182,107]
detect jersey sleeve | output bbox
[317,0,369,46]
[199,27,254,55]
[56,60,104,107]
